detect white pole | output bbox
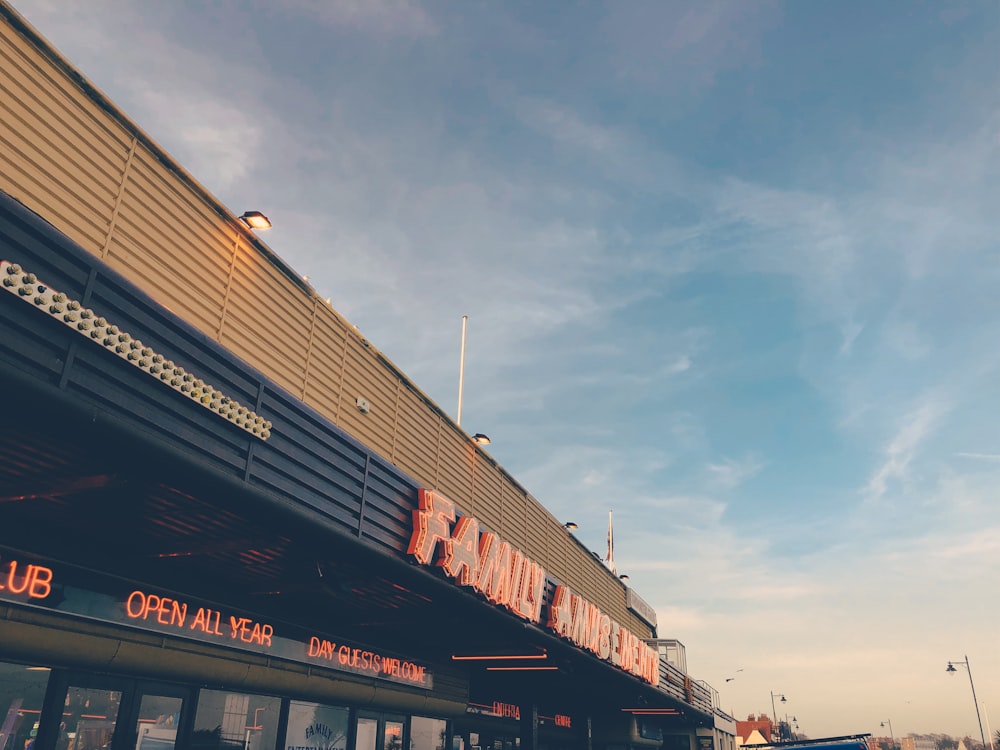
[457,315,468,426]
[983,701,995,750]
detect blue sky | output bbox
[10,0,1000,740]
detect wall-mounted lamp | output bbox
[563,522,578,530]
[472,433,491,446]
[239,211,272,230]
[619,574,630,582]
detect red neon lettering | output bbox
[126,590,145,618]
[226,616,271,646]
[569,595,589,645]
[407,489,456,565]
[597,614,612,659]
[505,550,525,611]
[547,585,572,637]
[308,637,337,660]
[190,607,223,635]
[544,584,657,685]
[513,560,544,622]
[609,623,622,665]
[4,561,53,599]
[586,602,601,654]
[476,533,512,605]
[123,590,188,628]
[492,702,520,720]
[440,515,479,585]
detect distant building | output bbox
[736,715,774,745]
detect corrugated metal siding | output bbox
[0,3,653,640]
[338,337,397,458]
[222,246,313,396]
[108,148,232,336]
[301,301,348,420]
[0,22,127,254]
[393,382,440,483]
[435,427,474,516]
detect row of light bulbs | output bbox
[2,260,272,440]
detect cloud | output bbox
[281,0,438,38]
[865,398,947,500]
[954,451,1000,463]
[705,455,764,489]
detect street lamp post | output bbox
[880,720,895,750]
[770,692,787,741]
[946,655,986,749]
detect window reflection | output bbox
[0,662,50,750]
[62,686,122,750]
[409,717,446,750]
[383,722,403,750]
[283,701,347,750]
[191,691,280,750]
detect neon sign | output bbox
[408,488,659,685]
[306,638,428,685]
[0,559,53,599]
[125,590,274,646]
[408,488,545,623]
[547,584,659,684]
[0,551,432,689]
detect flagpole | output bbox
[606,509,617,574]
[457,315,468,426]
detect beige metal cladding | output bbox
[0,1,652,639]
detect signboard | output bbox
[626,588,658,629]
[0,551,432,689]
[409,488,659,686]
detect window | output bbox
[0,662,51,750]
[191,691,280,750]
[409,718,446,750]
[283,701,348,750]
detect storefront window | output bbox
[61,685,122,750]
[0,662,50,750]
[283,701,348,750]
[355,719,378,750]
[133,694,183,750]
[191,690,280,750]
[383,722,403,750]
[408,717,445,750]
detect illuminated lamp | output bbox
[619,574,630,582]
[452,651,548,661]
[563,521,578,530]
[485,666,559,671]
[239,211,272,230]
[471,433,491,446]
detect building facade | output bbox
[0,4,727,750]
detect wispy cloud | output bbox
[954,451,1000,463]
[282,0,438,38]
[865,398,948,500]
[705,456,764,490]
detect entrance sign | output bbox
[548,584,658,684]
[0,550,432,689]
[409,488,544,623]
[408,488,659,685]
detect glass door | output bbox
[58,680,123,750]
[36,675,191,750]
[352,714,406,750]
[129,685,187,750]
